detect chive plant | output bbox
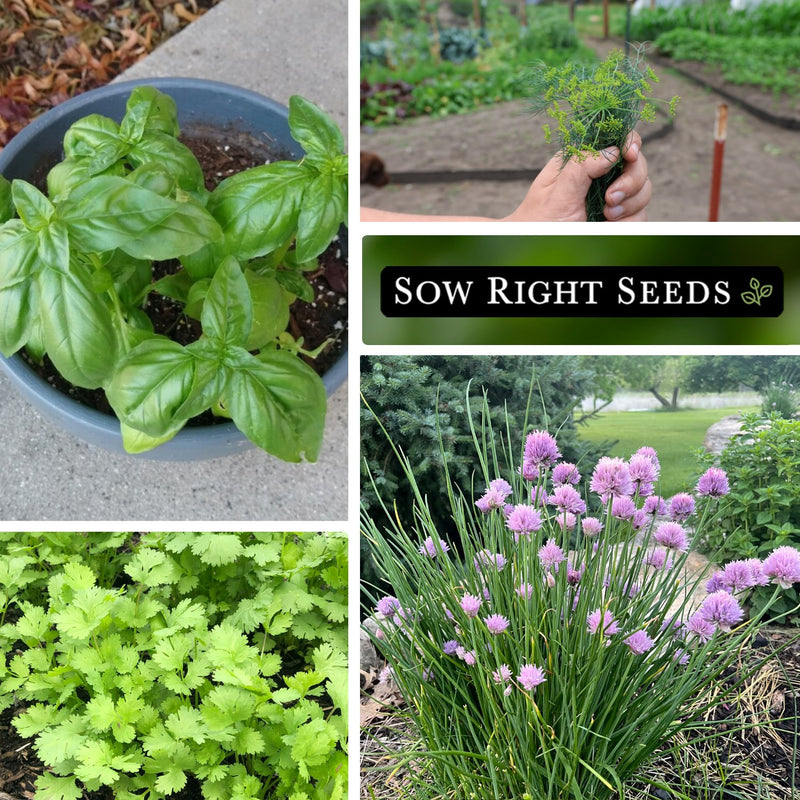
[362,396,800,800]
[528,48,679,221]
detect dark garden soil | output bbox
[360,36,800,222]
[361,627,800,800]
[21,129,348,422]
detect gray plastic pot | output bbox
[0,78,347,460]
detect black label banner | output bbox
[380,266,783,318]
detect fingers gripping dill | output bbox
[528,47,679,221]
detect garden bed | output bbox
[361,37,800,221]
[361,627,800,800]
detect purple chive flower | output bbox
[673,648,690,666]
[654,522,689,552]
[460,593,482,618]
[516,582,534,600]
[643,495,668,516]
[376,595,401,618]
[668,493,695,522]
[549,484,586,515]
[517,663,546,692]
[538,538,566,569]
[492,664,512,684]
[530,486,549,506]
[552,462,580,486]
[590,457,634,502]
[378,665,394,684]
[721,560,756,592]
[484,614,510,635]
[696,467,730,497]
[698,590,744,632]
[476,478,513,513]
[475,550,507,572]
[567,562,583,586]
[587,609,620,636]
[746,558,770,587]
[624,630,655,655]
[635,446,660,470]
[456,646,477,666]
[705,570,728,593]
[506,505,543,538]
[611,495,637,520]
[631,509,649,531]
[645,548,673,571]
[685,612,715,642]
[443,640,459,655]
[660,615,683,637]
[763,546,800,589]
[556,512,578,532]
[582,517,603,537]
[419,536,450,558]
[522,431,561,479]
[629,453,660,487]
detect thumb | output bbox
[578,147,621,180]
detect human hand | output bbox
[504,131,651,222]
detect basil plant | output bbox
[0,87,347,460]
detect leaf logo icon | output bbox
[742,278,772,306]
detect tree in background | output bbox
[589,356,690,410]
[587,355,800,411]
[360,355,612,598]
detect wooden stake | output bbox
[603,0,610,38]
[708,102,728,222]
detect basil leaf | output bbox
[62,114,122,162]
[288,95,344,160]
[151,268,195,306]
[103,250,152,307]
[124,86,180,137]
[47,158,126,203]
[106,338,197,437]
[36,221,70,274]
[0,221,44,354]
[0,176,13,223]
[121,423,181,454]
[223,349,326,462]
[201,256,251,347]
[275,269,314,303]
[207,162,307,261]
[128,163,176,197]
[174,338,229,422]
[38,261,117,389]
[0,279,36,356]
[245,270,290,350]
[295,170,346,262]
[12,181,54,230]
[129,134,204,193]
[60,176,221,260]
[0,220,39,285]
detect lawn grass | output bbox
[577,405,759,497]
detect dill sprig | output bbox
[528,47,679,221]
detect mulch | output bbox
[0,0,223,150]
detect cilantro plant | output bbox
[0,532,348,800]
[0,86,348,459]
[528,48,678,221]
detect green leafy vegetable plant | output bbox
[0,86,348,460]
[0,532,348,800]
[528,48,678,221]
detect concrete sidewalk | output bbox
[0,0,348,522]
